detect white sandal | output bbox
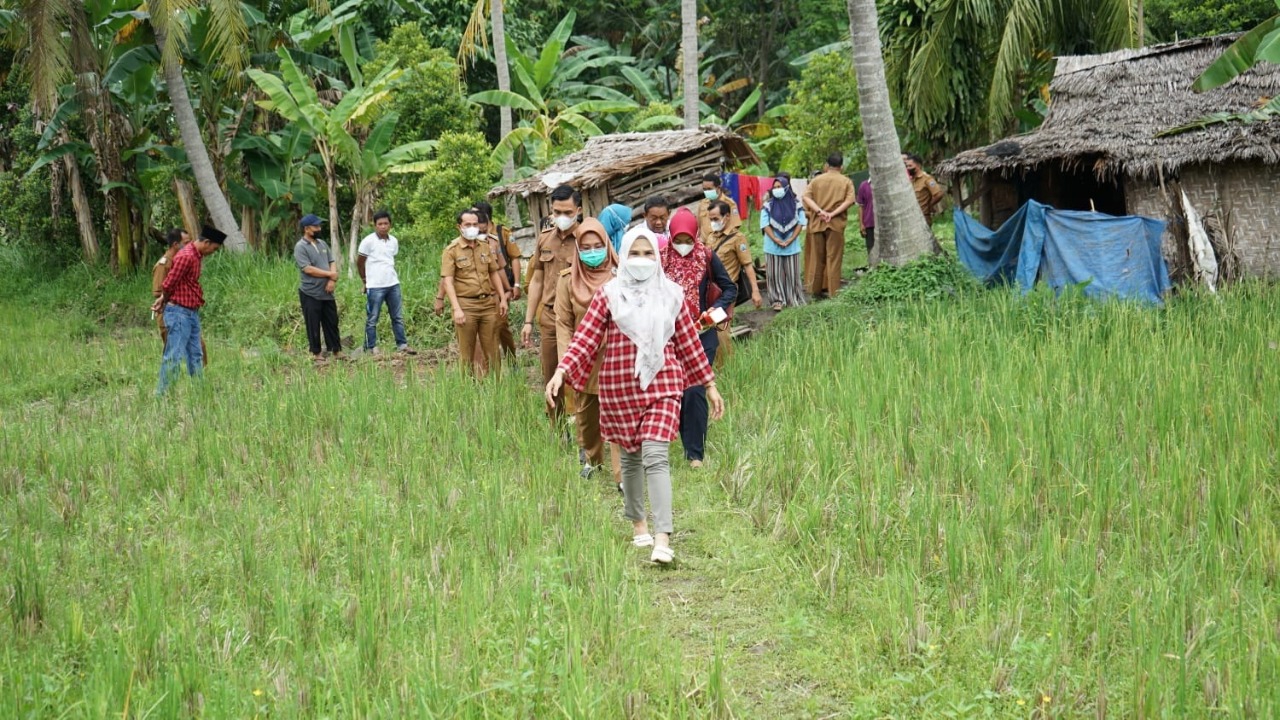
[650,545,674,564]
[632,534,654,548]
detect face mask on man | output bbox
[461,226,481,241]
[579,248,608,268]
[673,242,694,257]
[772,187,787,199]
[554,215,575,232]
[625,258,658,281]
[703,189,718,201]
[710,220,725,233]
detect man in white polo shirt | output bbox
[357,210,415,354]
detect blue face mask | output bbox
[579,248,608,268]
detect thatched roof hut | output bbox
[937,35,1280,281]
[489,128,758,247]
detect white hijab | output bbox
[603,226,686,390]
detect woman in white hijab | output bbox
[548,227,725,564]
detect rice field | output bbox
[2,280,1278,718]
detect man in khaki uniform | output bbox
[441,209,508,377]
[521,184,582,420]
[905,153,945,225]
[801,153,857,298]
[697,173,741,242]
[152,227,207,363]
[434,201,522,359]
[706,200,761,368]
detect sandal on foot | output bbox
[632,534,654,548]
[650,545,674,564]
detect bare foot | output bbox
[690,459,704,469]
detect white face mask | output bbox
[772,187,786,199]
[461,226,481,241]
[710,220,725,233]
[703,189,718,200]
[625,258,658,281]
[673,243,694,257]
[554,215,575,232]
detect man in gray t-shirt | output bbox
[294,214,343,358]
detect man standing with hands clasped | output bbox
[357,210,415,355]
[152,224,225,394]
[295,213,344,361]
[801,153,857,299]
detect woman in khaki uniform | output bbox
[555,218,620,481]
[152,228,207,363]
[706,200,762,368]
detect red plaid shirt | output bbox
[161,243,204,309]
[558,289,715,453]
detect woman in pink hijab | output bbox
[660,207,737,469]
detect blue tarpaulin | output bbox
[954,200,1171,305]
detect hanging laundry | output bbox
[720,172,743,215]
[736,175,759,219]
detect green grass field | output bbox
[2,271,1279,718]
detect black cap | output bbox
[201,225,227,244]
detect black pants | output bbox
[864,226,875,253]
[680,329,719,461]
[300,291,341,355]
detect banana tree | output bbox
[247,46,401,265]
[343,110,436,262]
[468,10,637,171]
[1157,4,1280,136]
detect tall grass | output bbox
[2,273,1278,716]
[0,310,721,717]
[715,283,1280,715]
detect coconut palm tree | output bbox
[681,0,698,129]
[846,0,935,266]
[460,0,519,221]
[148,0,249,251]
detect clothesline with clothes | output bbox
[719,173,808,220]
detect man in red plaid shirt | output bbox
[151,225,226,394]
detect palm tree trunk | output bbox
[681,0,699,129]
[64,155,100,264]
[154,27,247,252]
[322,150,344,267]
[491,0,521,224]
[1136,0,1145,47]
[846,0,936,266]
[173,178,200,237]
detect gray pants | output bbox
[620,441,673,534]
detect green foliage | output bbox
[622,101,682,132]
[1146,0,1280,40]
[771,53,865,176]
[404,131,499,258]
[366,24,480,147]
[0,102,71,253]
[840,252,979,305]
[1191,13,1280,91]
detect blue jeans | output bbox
[156,304,203,394]
[365,284,407,349]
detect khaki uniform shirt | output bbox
[803,171,856,233]
[709,229,752,283]
[553,270,605,394]
[152,248,179,296]
[698,191,742,241]
[912,171,944,223]
[529,226,577,312]
[441,237,500,299]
